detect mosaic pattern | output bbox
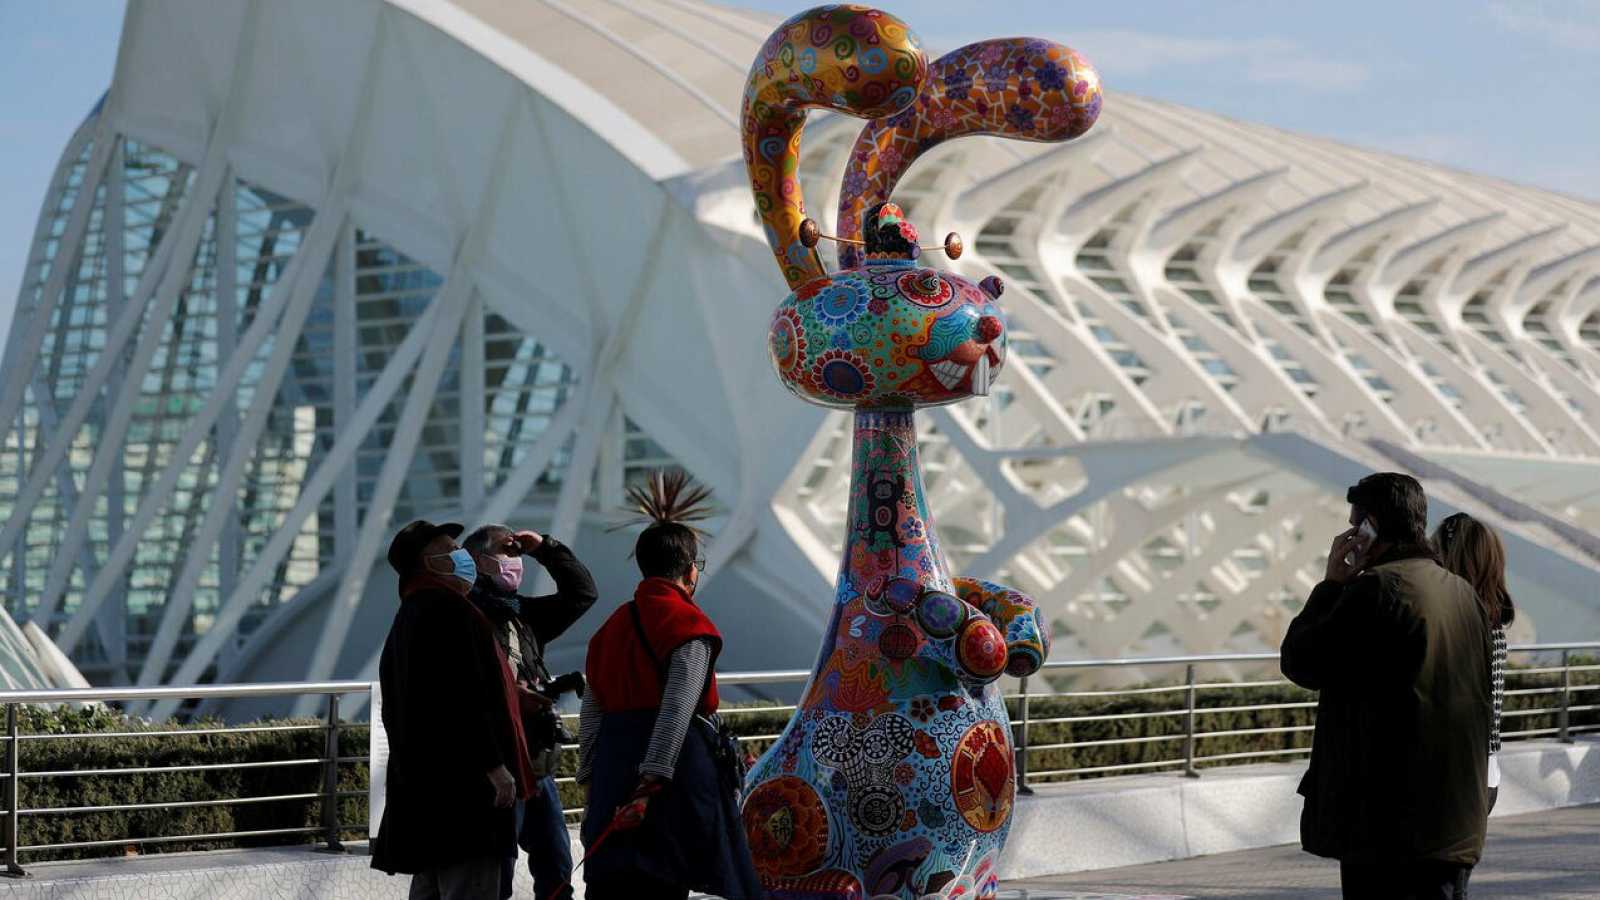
[837,38,1101,270]
[744,412,1028,898]
[767,255,1009,409]
[742,5,927,289]
[741,7,1095,897]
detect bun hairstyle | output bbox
[612,469,715,581]
[1434,512,1516,629]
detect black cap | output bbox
[387,520,464,576]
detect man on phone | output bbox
[1281,473,1491,899]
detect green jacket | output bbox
[1281,546,1491,865]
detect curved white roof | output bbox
[3,0,1597,714]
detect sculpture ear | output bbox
[836,38,1101,267]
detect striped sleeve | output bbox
[638,637,713,781]
[576,685,602,785]
[1489,626,1507,755]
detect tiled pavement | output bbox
[1007,803,1600,899]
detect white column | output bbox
[460,292,486,514]
[97,140,130,679]
[214,169,241,631]
[334,223,357,555]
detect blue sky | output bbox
[2,1,1597,355]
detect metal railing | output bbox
[0,643,1593,869]
[0,681,372,877]
[548,641,1599,813]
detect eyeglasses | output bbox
[693,558,707,572]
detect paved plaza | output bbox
[1006,803,1600,899]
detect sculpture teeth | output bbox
[972,354,991,397]
[933,361,967,389]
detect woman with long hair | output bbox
[1433,512,1517,814]
[1434,512,1517,900]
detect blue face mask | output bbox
[429,548,476,585]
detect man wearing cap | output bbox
[372,520,537,899]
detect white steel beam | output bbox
[144,294,445,720]
[473,386,588,529]
[94,140,131,678]
[0,132,118,470]
[128,195,351,683]
[460,292,486,513]
[334,223,358,555]
[60,2,389,658]
[0,120,119,451]
[131,5,398,682]
[290,86,531,715]
[214,167,241,628]
[288,272,470,715]
[528,385,615,599]
[2,1,269,620]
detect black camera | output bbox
[525,672,584,754]
[537,671,586,703]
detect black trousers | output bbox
[1340,859,1469,900]
[586,872,688,900]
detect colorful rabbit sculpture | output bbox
[738,6,1101,899]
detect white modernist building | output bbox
[3,0,1599,719]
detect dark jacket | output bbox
[1281,546,1492,866]
[371,580,525,875]
[467,535,598,688]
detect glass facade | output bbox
[0,122,681,685]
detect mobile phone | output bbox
[1344,518,1378,566]
[1356,518,1378,545]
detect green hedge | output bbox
[9,657,1596,862]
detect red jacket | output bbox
[587,578,723,716]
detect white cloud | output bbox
[1486,1,1600,51]
[1064,29,1372,92]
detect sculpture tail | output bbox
[835,38,1102,268]
[742,5,928,289]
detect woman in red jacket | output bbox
[576,473,761,900]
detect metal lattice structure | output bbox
[2,0,1599,718]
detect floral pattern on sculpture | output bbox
[739,6,1098,898]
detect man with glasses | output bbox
[372,520,536,899]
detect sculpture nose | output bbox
[976,315,1003,344]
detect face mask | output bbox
[429,548,476,586]
[482,555,524,592]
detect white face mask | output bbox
[481,554,524,592]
